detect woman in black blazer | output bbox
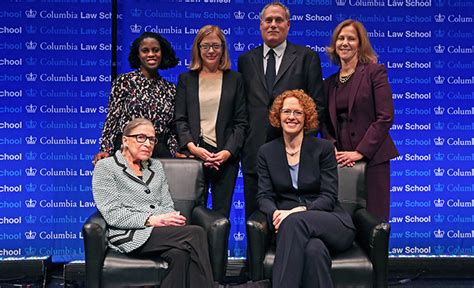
[257,90,355,288]
[175,25,248,218]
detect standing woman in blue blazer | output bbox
[257,90,355,288]
[175,25,248,218]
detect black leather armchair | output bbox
[246,162,391,288]
[83,158,230,288]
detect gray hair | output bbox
[260,1,290,21]
[122,118,154,136]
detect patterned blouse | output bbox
[99,70,178,156]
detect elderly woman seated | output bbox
[92,118,214,288]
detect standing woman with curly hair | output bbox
[93,32,180,164]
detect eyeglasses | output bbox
[125,134,156,145]
[199,43,223,51]
[280,109,304,118]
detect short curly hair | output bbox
[128,32,179,70]
[269,89,318,130]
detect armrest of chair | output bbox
[353,208,391,288]
[246,210,270,281]
[82,210,108,288]
[192,205,230,283]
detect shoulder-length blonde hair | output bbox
[189,25,231,71]
[269,90,318,130]
[326,19,378,66]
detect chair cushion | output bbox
[102,249,168,287]
[263,242,373,287]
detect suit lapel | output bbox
[189,71,201,133]
[348,64,365,116]
[214,71,228,148]
[274,43,296,88]
[141,160,155,185]
[275,138,293,187]
[113,153,143,185]
[250,46,267,92]
[328,76,338,134]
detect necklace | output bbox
[285,149,300,157]
[339,70,355,84]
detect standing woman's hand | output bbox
[336,151,363,167]
[92,152,110,166]
[187,142,213,161]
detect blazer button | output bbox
[145,189,150,194]
[351,132,355,137]
[150,205,155,209]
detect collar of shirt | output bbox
[263,41,287,60]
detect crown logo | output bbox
[336,13,346,22]
[25,215,37,224]
[233,200,245,209]
[233,42,245,52]
[25,41,37,50]
[25,167,37,176]
[234,11,245,20]
[434,60,444,68]
[25,230,37,240]
[434,75,445,84]
[234,26,245,36]
[433,229,445,238]
[233,231,245,241]
[26,25,37,34]
[26,104,37,113]
[233,248,244,257]
[434,29,445,38]
[435,0,445,7]
[434,106,445,115]
[26,88,37,97]
[26,120,37,129]
[434,14,445,22]
[130,24,142,33]
[335,0,347,6]
[25,9,37,18]
[434,167,445,176]
[130,8,142,17]
[25,73,38,82]
[25,198,37,208]
[25,135,37,145]
[25,57,37,66]
[434,214,445,223]
[233,217,245,225]
[434,137,444,146]
[434,91,444,99]
[434,198,445,207]
[26,151,37,160]
[434,152,444,160]
[433,245,445,254]
[434,45,445,54]
[434,121,444,130]
[25,246,37,256]
[26,183,37,192]
[434,183,444,192]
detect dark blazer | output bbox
[256,135,354,231]
[238,42,324,173]
[174,70,248,157]
[322,63,399,166]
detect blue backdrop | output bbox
[0,0,473,262]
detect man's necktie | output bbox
[265,49,276,94]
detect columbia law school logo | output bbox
[25,230,37,240]
[25,198,37,208]
[130,24,142,33]
[25,9,37,18]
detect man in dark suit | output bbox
[238,2,325,218]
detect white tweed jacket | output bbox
[92,152,176,253]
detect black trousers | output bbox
[242,172,259,219]
[200,142,239,219]
[133,225,214,288]
[273,211,355,288]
